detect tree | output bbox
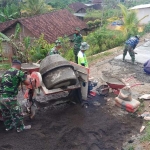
[118,4,148,38]
[0,4,20,22]
[21,0,53,16]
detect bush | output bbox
[87,21,94,28]
[94,19,101,27]
[144,22,150,33]
[85,27,126,56]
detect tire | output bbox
[97,85,109,96]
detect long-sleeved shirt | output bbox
[71,34,83,49]
[125,36,139,49]
[77,51,88,67]
[144,59,150,74]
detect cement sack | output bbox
[115,97,140,113]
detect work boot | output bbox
[132,62,137,65]
[17,125,31,133]
[5,126,13,131]
[122,56,125,62]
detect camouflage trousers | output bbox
[123,44,135,63]
[73,46,80,63]
[0,97,24,131]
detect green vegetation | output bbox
[0,3,20,22]
[127,146,134,150]
[144,22,150,33]
[47,0,88,9]
[141,122,150,142]
[0,63,10,70]
[87,51,113,64]
[21,0,53,16]
[85,27,126,56]
[117,4,146,38]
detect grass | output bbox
[127,146,135,150]
[136,99,145,114]
[87,51,113,65]
[141,122,150,142]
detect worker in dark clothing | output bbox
[123,35,140,64]
[70,28,83,63]
[48,40,62,55]
[144,59,150,74]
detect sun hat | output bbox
[12,59,21,65]
[80,42,90,50]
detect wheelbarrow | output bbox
[97,73,143,96]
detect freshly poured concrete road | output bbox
[115,41,150,64]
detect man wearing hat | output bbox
[70,27,83,63]
[48,39,62,55]
[78,42,89,68]
[123,35,140,64]
[0,60,31,132]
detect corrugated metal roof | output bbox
[74,13,86,17]
[85,4,95,6]
[130,4,150,10]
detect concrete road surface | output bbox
[115,41,150,64]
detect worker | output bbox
[0,60,32,132]
[123,35,140,64]
[78,42,89,68]
[144,59,150,74]
[48,39,62,55]
[70,27,83,63]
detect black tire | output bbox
[97,85,109,96]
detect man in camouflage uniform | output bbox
[123,35,140,64]
[0,60,31,132]
[70,28,83,63]
[48,40,62,55]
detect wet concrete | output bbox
[115,42,150,64]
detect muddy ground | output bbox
[0,36,150,150]
[1,60,149,150]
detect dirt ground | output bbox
[0,36,150,150]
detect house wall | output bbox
[136,8,150,25]
[93,4,101,10]
[77,8,86,13]
[2,24,35,58]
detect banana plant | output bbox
[118,4,148,38]
[0,4,19,22]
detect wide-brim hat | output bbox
[80,42,89,50]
